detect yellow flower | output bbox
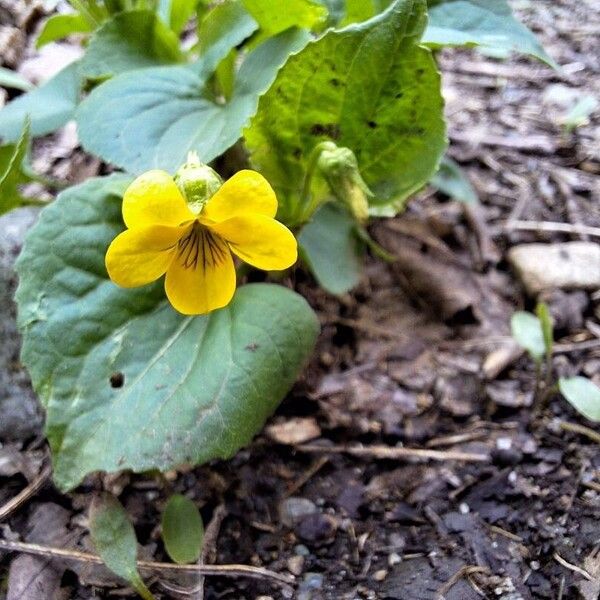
[105,168,297,315]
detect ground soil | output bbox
[1,1,600,599]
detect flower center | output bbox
[176,222,226,270]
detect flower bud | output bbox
[316,144,372,223]
[174,151,223,214]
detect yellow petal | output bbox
[105,225,186,288]
[202,170,277,222]
[164,226,236,315]
[123,170,193,229]
[208,214,297,271]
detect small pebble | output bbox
[295,544,310,556]
[287,555,304,576]
[459,502,470,514]
[373,569,388,582]
[388,552,401,566]
[279,497,318,528]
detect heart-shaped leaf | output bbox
[76,28,309,174]
[299,203,363,294]
[245,0,446,215]
[79,10,183,80]
[15,176,319,491]
[0,61,81,142]
[423,0,556,67]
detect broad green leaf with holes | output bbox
[0,61,80,142]
[90,493,155,600]
[0,121,34,215]
[245,0,446,217]
[430,156,478,204]
[423,0,556,67]
[80,10,183,80]
[77,28,309,174]
[162,495,204,564]
[36,13,93,48]
[15,176,319,491]
[299,203,363,294]
[510,311,545,363]
[559,377,600,422]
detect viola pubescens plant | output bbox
[1,0,558,592]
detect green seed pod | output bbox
[174,151,223,214]
[316,144,372,223]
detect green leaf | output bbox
[162,495,204,564]
[562,95,598,132]
[15,176,319,491]
[197,0,258,74]
[510,311,545,363]
[245,0,446,216]
[430,156,478,204]
[90,493,155,600]
[242,0,327,36]
[0,61,81,143]
[80,10,183,80]
[0,67,33,91]
[36,13,93,48]
[299,202,363,294]
[559,377,600,423]
[0,120,34,215]
[169,0,200,34]
[341,0,375,25]
[535,301,553,357]
[423,0,557,67]
[77,28,309,174]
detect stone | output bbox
[287,555,304,576]
[266,417,321,445]
[279,497,318,528]
[508,242,600,295]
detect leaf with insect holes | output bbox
[15,176,319,491]
[245,0,446,217]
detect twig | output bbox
[285,456,329,498]
[450,131,558,154]
[296,443,489,462]
[426,431,487,448]
[553,339,600,354]
[436,565,490,599]
[559,421,600,445]
[553,552,594,581]
[0,465,52,521]
[486,524,523,543]
[496,220,600,239]
[193,504,228,599]
[0,539,294,586]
